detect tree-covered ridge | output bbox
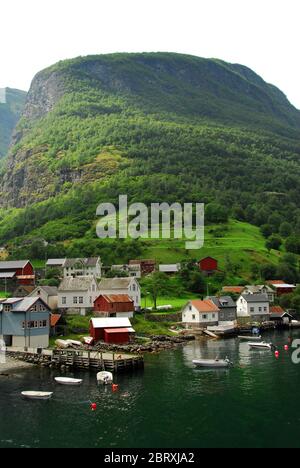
[0,88,27,159]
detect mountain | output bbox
[0,87,27,160]
[0,53,300,271]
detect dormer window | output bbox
[4,305,11,312]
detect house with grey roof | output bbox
[243,285,275,303]
[159,264,181,275]
[0,297,51,349]
[236,294,270,322]
[207,296,237,323]
[29,285,59,311]
[63,257,102,278]
[98,277,141,310]
[58,276,99,316]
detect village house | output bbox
[46,258,66,269]
[267,280,296,297]
[243,285,275,303]
[13,285,36,297]
[50,313,63,337]
[208,296,237,323]
[198,257,218,276]
[111,264,142,278]
[90,317,135,344]
[98,278,141,310]
[94,294,134,318]
[182,299,219,328]
[236,294,270,322]
[129,259,156,276]
[0,297,51,348]
[0,260,35,290]
[29,286,58,311]
[58,276,99,316]
[270,306,294,325]
[63,257,102,278]
[159,264,181,275]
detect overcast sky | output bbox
[1,0,299,108]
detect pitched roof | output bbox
[244,285,274,293]
[99,278,136,290]
[90,317,132,329]
[31,286,58,297]
[1,296,50,312]
[222,286,245,294]
[46,258,66,266]
[189,299,220,313]
[58,276,97,292]
[104,327,135,334]
[270,306,285,315]
[159,264,180,273]
[208,296,236,308]
[50,314,62,327]
[63,257,100,268]
[241,294,269,303]
[99,294,133,304]
[0,260,30,270]
[266,280,285,285]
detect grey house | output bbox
[208,296,237,322]
[0,297,51,349]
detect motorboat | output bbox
[97,371,113,385]
[54,377,83,386]
[21,391,53,400]
[192,358,232,369]
[248,341,273,350]
[238,335,262,341]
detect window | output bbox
[39,321,43,328]
[79,297,84,304]
[22,321,25,329]
[42,320,47,328]
[259,307,262,312]
[4,305,11,312]
[189,306,192,311]
[202,314,207,320]
[250,307,255,313]
[212,314,215,319]
[192,314,196,320]
[62,297,67,305]
[73,297,78,304]
[264,307,267,312]
[133,284,136,292]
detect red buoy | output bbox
[275,350,279,359]
[91,402,97,411]
[112,384,119,392]
[284,345,289,351]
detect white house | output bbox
[111,264,142,279]
[58,276,99,316]
[236,294,270,322]
[98,278,141,310]
[182,299,219,328]
[243,285,275,303]
[63,258,102,278]
[29,286,58,311]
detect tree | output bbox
[142,272,172,310]
[266,235,282,252]
[205,203,229,224]
[279,222,293,238]
[260,224,273,239]
[260,263,277,280]
[286,236,300,255]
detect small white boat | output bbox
[22,391,53,400]
[97,371,113,385]
[238,335,262,341]
[193,358,232,369]
[54,377,83,386]
[248,341,273,350]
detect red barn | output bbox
[90,317,135,344]
[94,294,134,318]
[199,257,218,275]
[0,260,35,286]
[129,259,156,276]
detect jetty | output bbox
[5,347,144,373]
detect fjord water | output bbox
[1,330,300,448]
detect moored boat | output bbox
[97,371,113,385]
[238,335,262,341]
[21,391,53,400]
[54,377,83,386]
[248,341,273,350]
[192,358,232,369]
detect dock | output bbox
[5,347,144,373]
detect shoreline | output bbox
[0,356,33,374]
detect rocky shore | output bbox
[94,334,195,354]
[0,356,33,374]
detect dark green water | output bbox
[1,330,300,448]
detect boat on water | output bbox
[238,335,262,341]
[248,341,273,350]
[54,377,83,386]
[21,391,53,400]
[97,371,113,385]
[193,358,232,369]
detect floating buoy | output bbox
[91,402,97,411]
[284,345,289,351]
[112,384,119,392]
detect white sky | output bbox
[1,0,299,108]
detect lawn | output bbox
[141,294,198,311]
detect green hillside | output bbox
[0,53,299,279]
[0,87,27,159]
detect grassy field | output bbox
[142,294,198,311]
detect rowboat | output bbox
[192,358,232,369]
[54,377,83,386]
[238,335,262,341]
[248,342,273,350]
[97,371,113,385]
[21,391,53,400]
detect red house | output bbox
[129,259,156,276]
[199,257,218,275]
[267,280,296,296]
[94,294,134,318]
[0,260,35,286]
[90,317,135,344]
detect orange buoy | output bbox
[112,384,119,392]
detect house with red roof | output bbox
[270,306,294,324]
[182,299,219,328]
[94,294,134,318]
[267,280,296,296]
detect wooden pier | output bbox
[6,347,144,373]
